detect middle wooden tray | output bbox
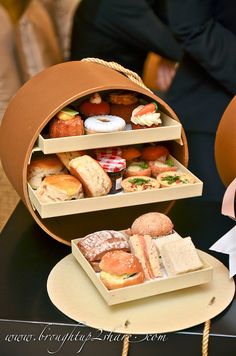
[28,156,203,218]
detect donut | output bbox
[84,115,126,134]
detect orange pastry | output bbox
[49,107,84,138]
[121,146,142,161]
[141,145,169,162]
[109,91,139,123]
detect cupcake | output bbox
[79,92,110,118]
[131,102,162,130]
[49,107,84,138]
[109,91,139,123]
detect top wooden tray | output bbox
[37,113,182,154]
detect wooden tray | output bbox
[28,155,203,218]
[37,113,182,154]
[71,239,213,305]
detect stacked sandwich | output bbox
[76,212,203,290]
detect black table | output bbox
[0,199,236,355]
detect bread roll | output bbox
[69,155,112,197]
[131,212,173,237]
[36,174,84,202]
[27,155,65,189]
[99,251,144,289]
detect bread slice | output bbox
[153,232,182,254]
[56,151,84,170]
[69,155,112,197]
[159,237,203,276]
[129,234,162,280]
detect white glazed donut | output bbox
[84,115,126,134]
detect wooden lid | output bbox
[0,60,188,245]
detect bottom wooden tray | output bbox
[47,251,235,334]
[71,239,213,305]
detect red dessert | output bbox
[79,92,110,118]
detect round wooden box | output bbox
[215,95,236,186]
[0,60,188,245]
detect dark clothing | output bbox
[166,0,236,134]
[165,0,236,201]
[70,0,182,75]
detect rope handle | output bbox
[121,320,211,356]
[81,57,153,93]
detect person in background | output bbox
[165,0,236,201]
[70,0,182,92]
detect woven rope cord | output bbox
[81,57,153,93]
[122,335,129,356]
[202,320,211,356]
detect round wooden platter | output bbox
[47,251,235,334]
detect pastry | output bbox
[69,155,112,197]
[49,107,84,138]
[130,212,174,237]
[129,234,162,279]
[27,155,65,189]
[141,145,169,162]
[99,250,145,289]
[77,230,130,262]
[149,159,177,177]
[84,115,126,134]
[159,237,203,276]
[36,174,84,202]
[79,92,110,118]
[109,91,139,123]
[56,151,85,170]
[157,171,195,187]
[121,176,159,192]
[131,102,161,129]
[121,146,142,161]
[124,160,151,177]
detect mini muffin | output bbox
[49,107,84,138]
[109,91,139,123]
[79,92,110,118]
[125,160,151,177]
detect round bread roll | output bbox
[131,212,173,237]
[99,250,144,290]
